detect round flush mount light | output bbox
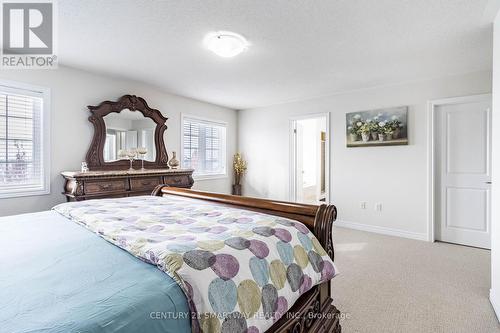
[204,31,249,58]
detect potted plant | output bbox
[388,116,401,139]
[377,121,386,141]
[384,127,394,141]
[232,153,247,196]
[347,125,359,142]
[348,117,364,142]
[368,119,379,140]
[359,123,371,142]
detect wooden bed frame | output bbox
[152,186,342,333]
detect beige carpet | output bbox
[330,226,500,333]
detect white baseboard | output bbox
[334,220,428,241]
[491,289,500,322]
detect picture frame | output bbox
[346,106,408,147]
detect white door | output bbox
[435,96,492,249]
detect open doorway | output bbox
[290,114,330,204]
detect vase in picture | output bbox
[361,132,370,142]
[168,151,180,169]
[393,128,400,139]
[371,132,378,140]
[349,133,359,142]
[378,133,385,141]
[386,133,393,141]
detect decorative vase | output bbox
[378,133,385,142]
[168,151,180,169]
[137,147,148,170]
[361,132,370,142]
[371,132,378,140]
[349,133,359,142]
[81,162,89,173]
[232,184,242,196]
[126,150,136,170]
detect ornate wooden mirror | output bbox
[85,95,170,170]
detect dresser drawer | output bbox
[85,179,127,194]
[163,175,191,187]
[130,177,161,191]
[62,169,194,202]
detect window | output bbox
[0,82,50,198]
[182,116,227,178]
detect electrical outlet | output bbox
[360,201,367,209]
[375,203,382,212]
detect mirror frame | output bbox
[85,95,169,170]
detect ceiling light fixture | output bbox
[204,31,249,58]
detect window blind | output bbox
[182,117,226,176]
[0,87,46,196]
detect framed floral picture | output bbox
[346,106,408,147]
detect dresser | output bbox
[62,169,194,201]
[63,95,196,202]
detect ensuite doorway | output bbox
[290,114,330,205]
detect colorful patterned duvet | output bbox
[53,195,337,333]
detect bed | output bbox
[0,187,341,333]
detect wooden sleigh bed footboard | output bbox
[152,186,342,333]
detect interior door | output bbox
[436,97,492,249]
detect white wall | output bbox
[0,66,237,217]
[491,12,500,321]
[239,71,491,240]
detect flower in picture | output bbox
[354,114,361,119]
[359,122,371,134]
[378,121,385,127]
[356,121,362,126]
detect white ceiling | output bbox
[59,0,494,110]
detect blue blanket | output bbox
[0,211,190,333]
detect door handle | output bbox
[485,181,492,184]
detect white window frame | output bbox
[0,79,51,199]
[180,114,228,181]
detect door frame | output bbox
[427,93,492,243]
[289,112,331,204]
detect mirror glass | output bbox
[103,109,156,162]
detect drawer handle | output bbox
[141,181,153,186]
[101,184,112,190]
